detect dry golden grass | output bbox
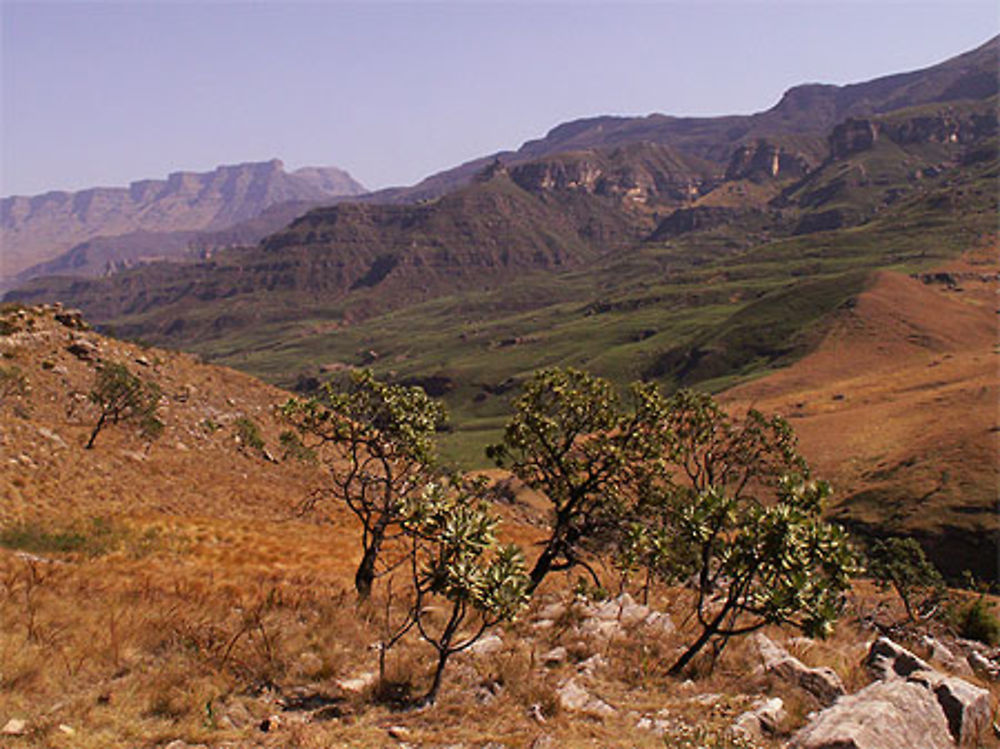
[1,305,997,748]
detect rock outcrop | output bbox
[1,159,366,279]
[725,140,812,181]
[755,633,846,706]
[789,637,992,749]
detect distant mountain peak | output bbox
[1,159,367,280]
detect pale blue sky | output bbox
[1,1,996,196]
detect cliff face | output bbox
[829,109,998,159]
[724,140,814,181]
[0,159,366,279]
[508,143,721,204]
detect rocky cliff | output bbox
[1,159,366,280]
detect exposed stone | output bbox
[755,633,845,706]
[386,725,411,740]
[636,714,672,737]
[576,653,607,677]
[788,679,954,749]
[921,635,973,675]
[541,646,567,665]
[793,637,993,748]
[66,339,99,361]
[335,670,377,694]
[467,634,504,655]
[642,610,675,634]
[907,668,991,746]
[968,650,1000,681]
[556,678,615,718]
[865,636,932,679]
[54,309,88,331]
[36,426,67,450]
[535,602,566,621]
[731,697,785,739]
[1,718,27,736]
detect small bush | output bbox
[954,597,1000,645]
[234,416,265,451]
[0,365,28,397]
[0,517,117,557]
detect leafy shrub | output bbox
[867,537,945,621]
[0,517,117,556]
[954,597,1000,645]
[234,416,265,451]
[0,365,28,398]
[87,362,163,449]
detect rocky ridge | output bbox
[1,159,366,281]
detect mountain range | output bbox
[0,159,366,286]
[4,36,997,581]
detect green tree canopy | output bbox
[86,362,162,449]
[281,369,446,598]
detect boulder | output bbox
[865,636,933,679]
[967,650,1000,681]
[556,678,615,718]
[540,646,567,666]
[731,696,785,740]
[467,634,504,655]
[66,338,99,361]
[755,633,845,706]
[1,718,27,736]
[791,637,992,748]
[789,679,955,749]
[921,635,973,676]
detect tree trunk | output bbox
[667,604,730,677]
[355,522,387,598]
[85,413,107,450]
[527,542,560,594]
[420,648,450,707]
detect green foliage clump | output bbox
[400,478,529,705]
[489,367,857,675]
[281,369,446,598]
[86,362,163,449]
[486,367,665,591]
[0,365,28,398]
[953,596,1000,646]
[0,517,122,557]
[233,416,265,451]
[278,429,316,463]
[866,537,945,622]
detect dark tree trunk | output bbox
[527,542,560,594]
[85,413,107,450]
[420,648,450,707]
[355,522,387,598]
[667,604,731,677]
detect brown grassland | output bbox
[0,255,997,748]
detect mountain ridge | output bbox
[1,158,366,281]
[362,35,998,204]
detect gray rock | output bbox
[66,339,99,361]
[755,633,845,706]
[467,634,504,655]
[540,646,567,665]
[731,696,785,739]
[788,679,954,749]
[866,636,933,679]
[907,668,991,747]
[556,678,615,717]
[792,637,993,748]
[335,670,377,693]
[967,650,1000,681]
[1,718,27,736]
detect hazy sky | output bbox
[1,1,996,196]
